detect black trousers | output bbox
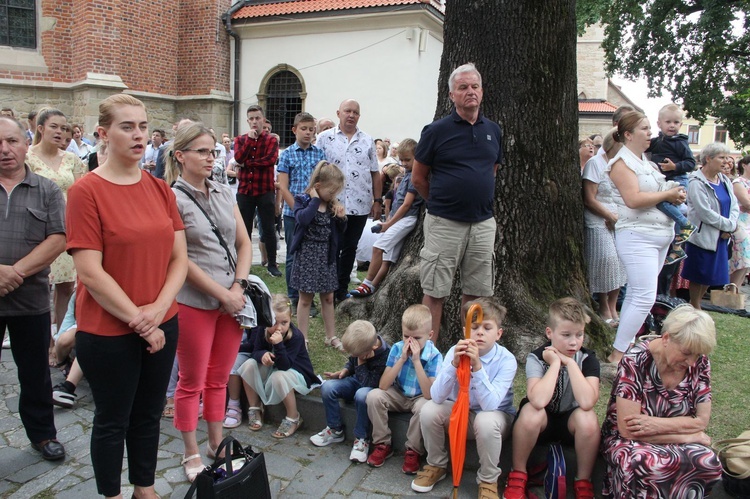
[337,214,369,299]
[237,191,278,266]
[0,313,57,444]
[76,316,178,496]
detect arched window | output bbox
[264,70,303,148]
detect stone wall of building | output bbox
[576,24,608,100]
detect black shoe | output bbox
[52,381,77,409]
[31,439,65,461]
[267,265,282,277]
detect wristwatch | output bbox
[373,198,383,203]
[234,278,249,289]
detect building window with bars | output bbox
[714,125,728,144]
[264,70,303,148]
[0,0,36,49]
[687,125,700,144]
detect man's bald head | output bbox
[337,99,361,135]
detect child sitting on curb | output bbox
[411,298,517,498]
[310,320,390,463]
[366,304,442,473]
[502,298,600,499]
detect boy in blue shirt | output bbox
[366,304,442,472]
[411,298,517,497]
[647,103,697,264]
[310,320,390,463]
[277,112,326,312]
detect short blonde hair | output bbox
[99,94,145,129]
[658,103,684,120]
[662,305,716,355]
[402,304,432,332]
[462,297,507,327]
[548,297,590,329]
[342,320,378,357]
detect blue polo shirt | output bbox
[415,109,502,222]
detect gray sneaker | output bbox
[309,426,344,447]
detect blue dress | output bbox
[681,181,731,286]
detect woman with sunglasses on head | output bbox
[164,124,252,482]
[66,94,188,499]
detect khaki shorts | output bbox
[419,213,496,298]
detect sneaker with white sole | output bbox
[309,426,345,447]
[349,438,369,463]
[52,381,77,409]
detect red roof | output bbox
[233,0,444,20]
[578,101,618,113]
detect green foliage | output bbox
[579,0,750,147]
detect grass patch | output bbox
[257,265,748,442]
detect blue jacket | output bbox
[288,193,347,265]
[342,335,390,388]
[647,133,696,179]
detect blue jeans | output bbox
[656,175,689,229]
[284,215,298,301]
[320,377,373,440]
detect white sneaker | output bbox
[2,335,9,349]
[309,426,345,447]
[349,438,369,463]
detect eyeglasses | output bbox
[182,148,218,159]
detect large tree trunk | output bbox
[342,0,611,360]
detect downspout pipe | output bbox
[222,1,246,136]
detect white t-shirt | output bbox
[316,126,379,216]
[582,155,617,229]
[606,146,673,237]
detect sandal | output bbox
[272,416,303,439]
[325,336,344,351]
[181,453,206,482]
[162,403,175,419]
[223,405,242,429]
[248,406,263,431]
[349,283,374,297]
[604,318,619,328]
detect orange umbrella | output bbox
[449,303,483,498]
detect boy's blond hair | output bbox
[397,138,417,156]
[658,103,684,120]
[547,297,590,329]
[462,297,507,326]
[342,320,378,357]
[402,304,432,332]
[383,163,403,181]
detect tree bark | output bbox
[342,0,612,360]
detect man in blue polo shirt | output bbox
[412,63,503,342]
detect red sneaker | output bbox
[367,443,393,467]
[402,449,420,474]
[574,479,595,499]
[502,470,528,499]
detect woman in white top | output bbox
[582,128,626,326]
[606,111,686,364]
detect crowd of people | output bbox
[0,60,736,499]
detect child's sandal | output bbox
[272,416,303,439]
[223,405,242,429]
[247,406,263,431]
[324,336,344,351]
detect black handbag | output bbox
[244,283,274,328]
[184,436,271,499]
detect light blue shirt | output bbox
[386,340,442,398]
[430,343,517,415]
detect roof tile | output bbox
[578,101,618,113]
[233,0,443,20]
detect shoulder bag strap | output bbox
[174,184,237,273]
